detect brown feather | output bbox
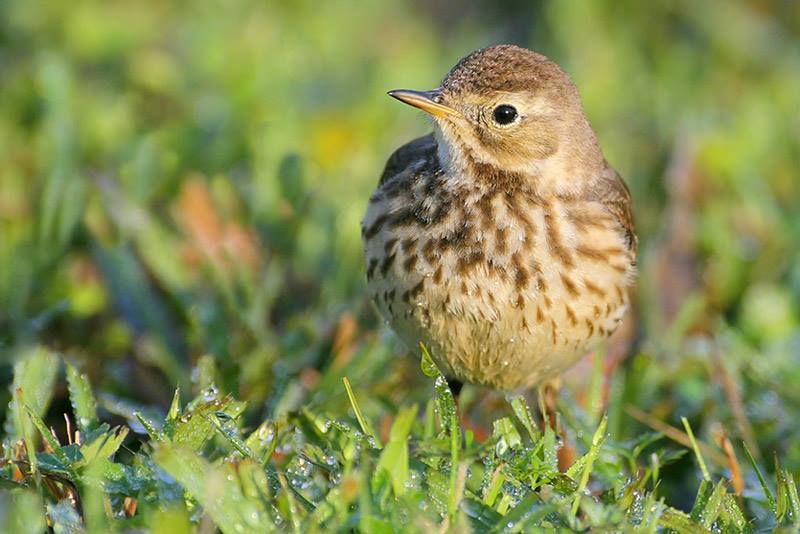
[585,162,638,255]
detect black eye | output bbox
[492,105,518,125]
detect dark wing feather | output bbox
[586,162,637,254]
[379,133,438,185]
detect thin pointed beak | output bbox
[387,89,459,118]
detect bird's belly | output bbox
[363,195,634,390]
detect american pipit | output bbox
[362,45,636,390]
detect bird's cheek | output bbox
[521,123,559,159]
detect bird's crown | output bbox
[440,44,575,98]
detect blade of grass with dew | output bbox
[775,455,800,526]
[166,387,181,423]
[7,346,59,441]
[77,426,129,466]
[743,443,776,514]
[697,479,726,529]
[491,494,558,533]
[155,444,276,534]
[170,395,243,450]
[134,411,163,441]
[244,420,279,466]
[15,389,39,484]
[571,414,608,516]
[492,417,522,456]
[481,468,506,507]
[24,404,77,480]
[210,413,255,458]
[510,396,539,441]
[658,507,707,534]
[277,471,303,534]
[342,376,381,448]
[81,451,114,534]
[65,362,98,435]
[682,417,711,481]
[2,489,47,533]
[720,493,748,532]
[376,404,417,496]
[420,344,461,521]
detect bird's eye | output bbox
[492,104,518,125]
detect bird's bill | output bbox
[387,89,459,118]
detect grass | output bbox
[1,0,800,532]
[2,347,799,531]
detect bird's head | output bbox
[389,44,602,185]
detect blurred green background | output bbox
[1,0,799,505]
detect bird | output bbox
[361,44,636,391]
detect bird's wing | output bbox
[379,133,438,185]
[587,162,637,255]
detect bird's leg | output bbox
[446,378,464,399]
[447,377,465,421]
[537,376,576,471]
[447,378,489,440]
[537,376,562,431]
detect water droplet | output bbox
[202,385,219,401]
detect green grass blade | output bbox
[65,362,98,435]
[342,376,381,448]
[571,414,608,516]
[698,479,726,529]
[681,417,711,481]
[134,411,163,441]
[210,414,255,458]
[375,404,417,496]
[15,389,39,484]
[24,404,77,480]
[743,443,775,514]
[155,445,275,533]
[7,346,59,441]
[658,507,707,534]
[510,395,539,441]
[2,489,47,533]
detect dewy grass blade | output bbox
[24,403,78,481]
[449,403,461,522]
[342,377,381,448]
[65,362,99,435]
[743,443,776,514]
[572,414,608,516]
[376,404,417,496]
[682,417,711,482]
[510,395,539,441]
[210,414,255,459]
[16,389,39,485]
[278,471,303,534]
[418,343,462,521]
[134,411,164,441]
[10,346,59,441]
